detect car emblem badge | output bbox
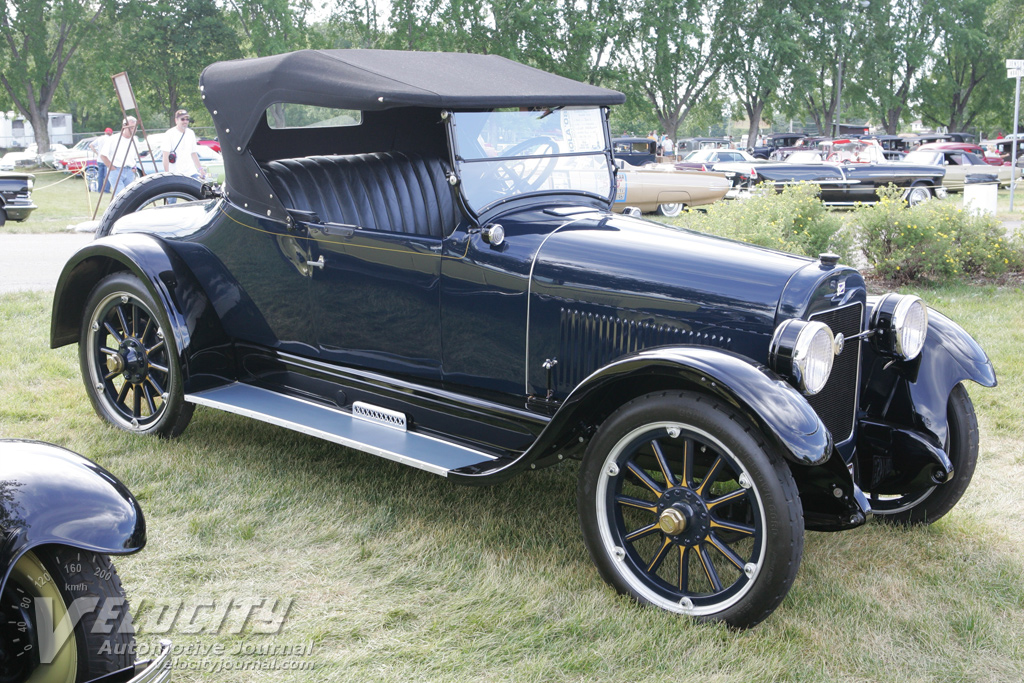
[837,280,846,296]
[833,332,845,356]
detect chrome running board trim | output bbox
[186,382,496,476]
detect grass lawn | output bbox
[1,280,1023,681]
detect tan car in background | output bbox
[903,148,1021,191]
[612,162,730,216]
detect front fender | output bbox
[0,440,145,594]
[862,299,996,446]
[450,345,832,485]
[50,233,231,391]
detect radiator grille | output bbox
[557,308,731,390]
[806,303,863,443]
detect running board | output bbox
[185,383,497,476]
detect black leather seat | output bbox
[261,152,459,239]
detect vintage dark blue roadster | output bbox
[51,50,996,628]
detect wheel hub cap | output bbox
[658,487,711,546]
[658,508,687,535]
[119,339,148,383]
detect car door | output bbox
[308,226,443,381]
[942,153,968,191]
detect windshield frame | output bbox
[446,107,616,217]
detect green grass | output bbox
[2,285,1024,682]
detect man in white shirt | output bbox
[162,109,204,179]
[100,117,140,197]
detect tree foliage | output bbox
[0,0,109,151]
[1,0,1019,149]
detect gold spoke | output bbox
[707,488,748,510]
[647,537,672,573]
[706,533,745,570]
[625,523,661,542]
[695,456,723,497]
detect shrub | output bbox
[855,184,1024,284]
[668,182,853,263]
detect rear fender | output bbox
[50,233,231,391]
[0,440,145,594]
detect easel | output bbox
[91,72,158,220]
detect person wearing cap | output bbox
[162,109,204,179]
[100,116,140,197]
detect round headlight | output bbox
[770,319,836,396]
[871,294,928,361]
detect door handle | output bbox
[306,255,325,269]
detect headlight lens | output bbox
[871,294,928,361]
[892,295,927,360]
[770,319,836,396]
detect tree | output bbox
[787,0,866,136]
[0,0,109,152]
[722,0,802,146]
[916,0,1003,132]
[615,0,733,139]
[115,0,241,127]
[222,0,314,56]
[854,0,937,134]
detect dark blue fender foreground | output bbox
[0,440,146,594]
[861,299,997,448]
[450,345,833,484]
[50,233,232,391]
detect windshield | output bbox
[903,151,943,166]
[451,108,612,213]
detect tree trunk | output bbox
[746,100,765,152]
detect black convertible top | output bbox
[200,49,625,152]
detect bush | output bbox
[668,182,853,263]
[855,184,1024,284]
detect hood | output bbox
[524,211,815,394]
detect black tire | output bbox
[870,383,978,525]
[79,272,194,437]
[904,183,932,206]
[0,548,134,682]
[0,207,6,228]
[577,391,804,629]
[656,203,683,217]
[95,172,204,239]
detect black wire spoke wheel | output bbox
[869,383,979,524]
[578,392,803,628]
[80,273,193,437]
[86,291,170,429]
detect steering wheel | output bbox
[493,136,559,193]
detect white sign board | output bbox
[1008,59,1024,69]
[1010,68,1024,79]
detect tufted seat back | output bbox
[260,152,459,239]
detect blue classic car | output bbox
[52,50,995,628]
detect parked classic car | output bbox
[750,133,806,159]
[0,440,172,683]
[613,161,730,215]
[739,139,946,206]
[864,135,911,161]
[0,170,36,226]
[54,49,995,628]
[916,142,1004,167]
[612,137,657,166]
[902,148,1021,191]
